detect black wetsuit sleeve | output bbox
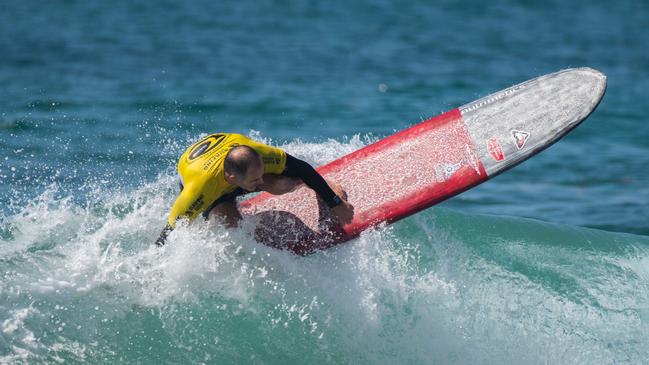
[283,154,342,208]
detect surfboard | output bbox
[239,68,607,255]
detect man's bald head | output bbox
[224,145,262,178]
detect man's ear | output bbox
[224,171,237,184]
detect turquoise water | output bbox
[1,1,649,363]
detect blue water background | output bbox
[1,1,647,233]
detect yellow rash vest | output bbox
[167,133,286,227]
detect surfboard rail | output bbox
[239,68,607,254]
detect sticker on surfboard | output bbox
[511,130,530,150]
[487,137,505,161]
[435,162,462,181]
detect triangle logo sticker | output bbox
[511,130,530,150]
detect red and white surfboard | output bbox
[239,68,607,254]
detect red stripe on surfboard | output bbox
[317,109,464,175]
[344,164,487,237]
[334,109,488,237]
[241,108,488,239]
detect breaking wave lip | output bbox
[2,133,649,363]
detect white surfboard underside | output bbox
[460,68,607,176]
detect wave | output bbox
[1,136,649,364]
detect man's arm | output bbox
[206,200,242,228]
[282,154,354,224]
[154,184,201,246]
[283,154,339,205]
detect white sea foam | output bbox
[1,135,649,363]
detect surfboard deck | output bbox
[239,68,607,255]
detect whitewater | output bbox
[2,136,649,364]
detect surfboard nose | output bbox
[575,67,607,84]
[569,67,607,106]
[545,68,607,130]
[461,67,608,176]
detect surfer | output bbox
[155,133,354,246]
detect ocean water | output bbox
[1,1,649,364]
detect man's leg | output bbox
[204,188,247,227]
[207,201,242,228]
[260,174,348,199]
[258,174,301,195]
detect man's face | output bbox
[236,160,264,191]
